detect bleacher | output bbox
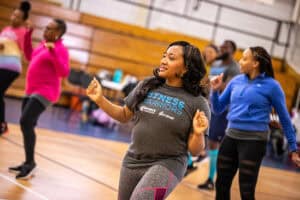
[0,0,299,110]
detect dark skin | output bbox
[42,20,63,50]
[220,41,235,65]
[11,9,25,28]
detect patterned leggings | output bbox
[216,136,267,200]
[118,165,179,200]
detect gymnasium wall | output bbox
[0,0,299,110]
[59,0,295,59]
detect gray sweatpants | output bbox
[118,164,179,200]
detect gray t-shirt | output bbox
[210,60,240,82]
[123,79,210,180]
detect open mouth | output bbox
[159,66,167,72]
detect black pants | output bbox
[216,136,267,200]
[20,97,46,164]
[0,69,19,123]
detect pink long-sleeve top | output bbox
[0,26,26,50]
[24,29,70,103]
[0,26,27,72]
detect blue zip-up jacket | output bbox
[210,73,297,151]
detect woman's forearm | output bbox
[188,132,205,156]
[95,95,132,123]
[23,29,33,61]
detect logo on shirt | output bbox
[158,111,175,120]
[140,106,156,114]
[143,92,185,115]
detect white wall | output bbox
[209,0,294,20]
[59,0,296,58]
[79,0,148,27]
[287,24,300,73]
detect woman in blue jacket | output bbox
[210,46,300,200]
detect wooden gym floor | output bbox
[0,124,299,200]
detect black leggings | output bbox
[0,69,19,123]
[216,136,267,200]
[20,97,46,164]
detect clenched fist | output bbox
[193,110,208,135]
[210,73,223,91]
[44,42,55,50]
[86,77,103,103]
[291,151,300,167]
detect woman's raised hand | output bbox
[86,77,103,103]
[291,152,300,167]
[210,73,224,91]
[192,110,208,135]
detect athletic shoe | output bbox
[195,154,207,162]
[16,163,36,180]
[197,178,215,190]
[0,122,8,135]
[184,163,198,177]
[9,163,25,174]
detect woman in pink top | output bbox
[0,1,31,135]
[9,19,70,180]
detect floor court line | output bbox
[0,173,49,200]
[2,136,118,192]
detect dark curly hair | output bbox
[54,18,67,38]
[249,46,274,78]
[131,41,207,111]
[19,1,31,20]
[224,40,237,53]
